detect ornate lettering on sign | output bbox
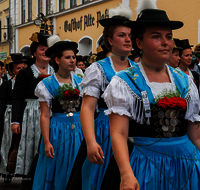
[64,9,109,32]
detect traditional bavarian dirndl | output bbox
[102,63,200,190]
[80,56,136,190]
[32,73,84,190]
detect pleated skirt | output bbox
[0,105,12,174]
[32,112,83,190]
[101,135,200,190]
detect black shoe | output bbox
[4,174,12,183]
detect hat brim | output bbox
[124,20,184,30]
[45,41,78,57]
[99,16,130,27]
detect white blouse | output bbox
[104,63,200,123]
[80,56,120,99]
[35,73,76,108]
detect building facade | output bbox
[8,0,200,56]
[0,0,10,60]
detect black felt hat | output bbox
[179,39,193,49]
[29,32,50,46]
[99,16,130,27]
[76,55,83,63]
[9,53,27,64]
[173,38,183,50]
[125,9,183,30]
[45,41,78,58]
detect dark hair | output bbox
[51,47,77,72]
[131,27,147,57]
[30,42,40,56]
[0,61,4,70]
[103,25,120,50]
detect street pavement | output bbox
[0,176,21,190]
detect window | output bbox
[7,17,9,40]
[46,0,51,15]
[0,20,1,42]
[82,0,90,4]
[21,0,25,23]
[28,0,32,21]
[38,0,43,13]
[59,0,65,11]
[70,0,77,7]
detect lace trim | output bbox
[31,64,54,78]
[96,62,109,92]
[117,77,146,124]
[35,81,53,107]
[11,122,20,125]
[138,62,176,98]
[185,77,200,122]
[104,107,132,117]
[80,86,100,99]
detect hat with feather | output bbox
[45,35,79,57]
[99,4,132,27]
[125,0,183,30]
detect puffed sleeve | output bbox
[104,76,133,117]
[35,81,53,107]
[185,77,200,122]
[80,62,103,99]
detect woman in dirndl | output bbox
[178,39,199,90]
[66,4,136,190]
[102,1,200,190]
[0,54,25,182]
[10,32,54,176]
[32,35,83,190]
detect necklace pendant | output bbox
[71,124,75,130]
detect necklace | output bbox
[141,61,165,72]
[57,72,70,79]
[113,60,130,72]
[35,64,48,69]
[179,65,188,72]
[111,53,128,61]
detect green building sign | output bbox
[0,51,7,60]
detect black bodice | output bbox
[128,104,188,138]
[52,97,82,113]
[12,66,44,123]
[97,89,108,109]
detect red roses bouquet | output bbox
[158,97,187,110]
[55,83,81,113]
[64,88,80,97]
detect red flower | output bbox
[38,74,51,79]
[158,97,169,109]
[64,90,71,97]
[75,89,80,96]
[158,96,187,109]
[168,97,177,108]
[193,79,196,83]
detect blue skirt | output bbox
[32,112,83,190]
[130,135,200,190]
[82,109,113,190]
